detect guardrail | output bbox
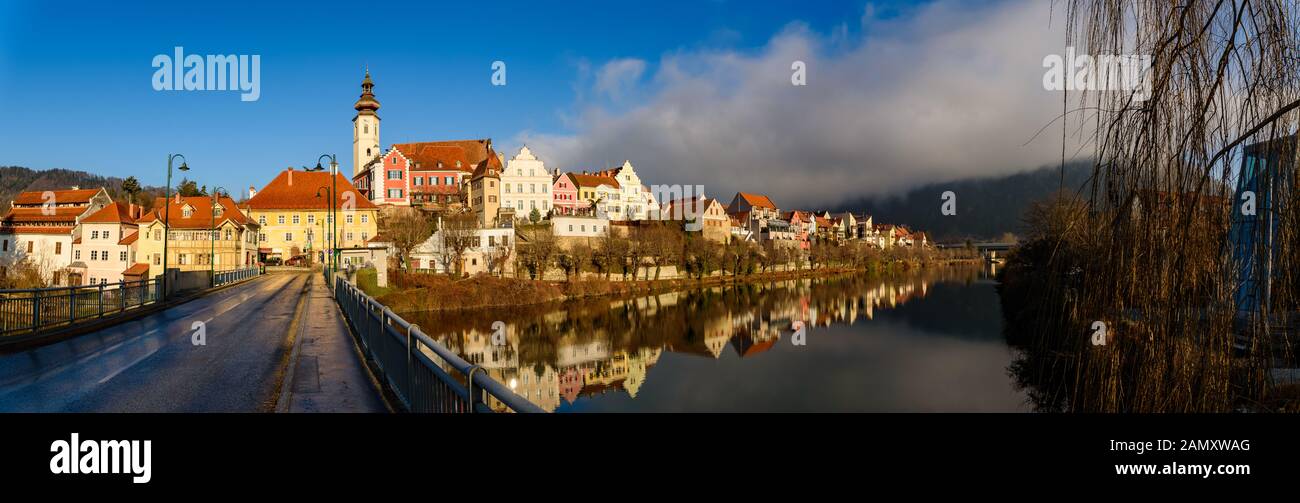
[213,266,261,287]
[0,279,161,337]
[333,274,544,413]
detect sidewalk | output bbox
[278,274,389,413]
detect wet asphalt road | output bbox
[0,272,311,412]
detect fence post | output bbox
[98,283,105,317]
[407,323,419,412]
[31,289,40,331]
[68,288,75,324]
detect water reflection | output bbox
[405,264,1027,412]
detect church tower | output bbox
[352,69,381,176]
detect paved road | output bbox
[0,272,313,412]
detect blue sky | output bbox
[0,0,1070,206]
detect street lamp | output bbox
[162,154,189,299]
[314,185,333,272]
[209,186,228,287]
[311,154,339,278]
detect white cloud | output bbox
[593,58,647,100]
[518,0,1077,209]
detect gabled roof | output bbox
[138,195,252,229]
[392,139,500,173]
[567,173,620,190]
[245,169,378,210]
[118,232,139,245]
[123,263,150,276]
[661,196,723,220]
[82,202,136,224]
[732,192,777,210]
[11,188,102,206]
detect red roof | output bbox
[122,263,150,276]
[244,169,378,210]
[82,202,136,224]
[1,206,87,224]
[11,188,101,206]
[137,195,252,229]
[118,232,139,245]
[0,225,75,235]
[567,173,620,189]
[734,192,777,210]
[392,139,500,173]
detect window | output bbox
[259,233,267,242]
[120,251,128,261]
[91,230,99,239]
[361,232,368,241]
[505,184,511,194]
[414,177,423,186]
[346,214,354,224]
[259,216,266,225]
[361,214,368,223]
[75,250,81,260]
[2,239,7,251]
[225,229,232,240]
[387,170,402,180]
[346,232,354,242]
[284,232,293,241]
[387,189,403,198]
[307,215,315,224]
[445,176,453,185]
[182,207,193,218]
[55,242,62,255]
[278,215,285,224]
[433,177,441,185]
[90,250,98,260]
[292,214,300,224]
[153,254,160,265]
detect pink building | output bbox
[551,170,581,215]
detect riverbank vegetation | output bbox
[356,228,973,313]
[997,2,1300,412]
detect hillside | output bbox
[830,161,1096,242]
[1,166,167,214]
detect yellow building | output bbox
[136,195,260,278]
[242,168,380,263]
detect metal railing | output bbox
[213,266,261,287]
[333,274,544,413]
[0,279,161,337]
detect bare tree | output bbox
[387,210,436,271]
[442,212,479,278]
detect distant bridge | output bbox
[934,242,1016,262]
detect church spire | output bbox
[354,69,380,115]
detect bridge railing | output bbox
[0,279,161,337]
[213,266,260,287]
[333,274,544,413]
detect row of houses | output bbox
[0,168,385,287]
[342,71,929,253]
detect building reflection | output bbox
[410,267,984,412]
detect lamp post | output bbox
[311,154,338,278]
[162,154,189,299]
[209,186,228,287]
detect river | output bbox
[401,265,1029,412]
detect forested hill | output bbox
[1,166,166,214]
[830,161,1095,242]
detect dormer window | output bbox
[456,161,462,168]
[182,205,193,218]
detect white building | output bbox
[552,214,610,239]
[70,202,142,285]
[500,146,553,222]
[409,225,516,276]
[0,188,112,285]
[594,160,658,221]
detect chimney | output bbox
[248,186,257,200]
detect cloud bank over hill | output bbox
[516,0,1080,209]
